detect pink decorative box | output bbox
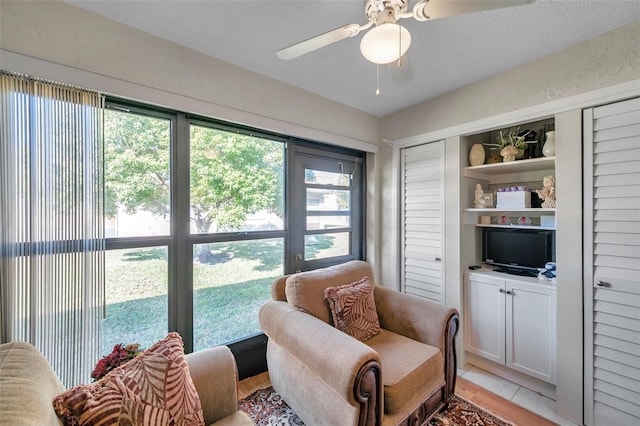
[496,191,531,208]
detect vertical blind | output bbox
[0,71,105,387]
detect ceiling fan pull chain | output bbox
[376,64,380,96]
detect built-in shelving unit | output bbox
[463,152,556,228]
[460,120,559,400]
[461,118,556,390]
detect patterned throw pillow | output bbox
[324,276,381,342]
[53,332,205,426]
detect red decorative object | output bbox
[91,343,141,381]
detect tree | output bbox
[105,110,284,262]
[189,125,283,234]
[104,110,170,219]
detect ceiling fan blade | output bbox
[277,23,365,60]
[387,53,413,85]
[413,0,534,21]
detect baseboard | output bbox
[465,352,556,400]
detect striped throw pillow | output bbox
[324,276,381,342]
[53,332,204,426]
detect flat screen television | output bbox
[482,227,555,276]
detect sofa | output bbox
[0,340,254,426]
[259,260,459,426]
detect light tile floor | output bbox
[458,365,578,426]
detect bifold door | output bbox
[583,97,640,426]
[400,141,444,303]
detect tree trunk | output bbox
[196,244,214,264]
[193,212,214,263]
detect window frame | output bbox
[103,98,366,355]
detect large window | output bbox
[2,76,362,382]
[102,100,364,354]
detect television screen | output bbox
[482,228,555,275]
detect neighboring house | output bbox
[1,2,638,426]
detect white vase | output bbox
[543,131,556,157]
[469,144,485,166]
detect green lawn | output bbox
[102,239,283,354]
[101,235,339,355]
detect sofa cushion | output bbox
[324,276,381,341]
[285,260,374,323]
[0,341,65,426]
[365,329,444,415]
[53,332,205,426]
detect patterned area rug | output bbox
[238,386,513,426]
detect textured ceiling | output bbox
[66,0,640,117]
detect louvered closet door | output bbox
[401,141,444,303]
[584,97,640,426]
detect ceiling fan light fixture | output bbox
[360,22,411,64]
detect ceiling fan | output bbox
[277,0,535,65]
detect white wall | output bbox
[0,0,379,151]
[376,20,640,425]
[380,21,640,142]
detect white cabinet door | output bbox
[464,273,506,364]
[506,280,557,384]
[584,97,640,426]
[401,141,445,303]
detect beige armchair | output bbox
[186,346,255,425]
[259,260,459,426]
[0,341,254,426]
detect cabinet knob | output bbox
[596,281,611,288]
[499,288,506,293]
[506,290,514,296]
[434,257,441,262]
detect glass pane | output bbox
[104,110,171,237]
[305,232,350,260]
[190,125,285,234]
[102,247,168,355]
[193,238,284,350]
[305,169,350,186]
[306,188,350,211]
[306,215,350,230]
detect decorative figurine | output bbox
[496,215,511,225]
[536,175,556,208]
[474,184,488,208]
[469,143,486,166]
[517,216,531,225]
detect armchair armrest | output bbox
[186,345,238,425]
[374,286,459,399]
[259,301,381,400]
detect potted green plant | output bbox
[489,127,528,162]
